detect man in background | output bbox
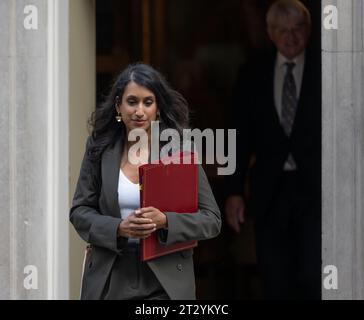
[225,0,321,299]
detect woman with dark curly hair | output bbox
[70,63,221,300]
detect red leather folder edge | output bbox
[139,152,198,261]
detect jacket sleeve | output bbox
[224,64,255,199]
[157,165,222,246]
[69,137,128,253]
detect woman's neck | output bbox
[123,135,151,166]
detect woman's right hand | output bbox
[117,213,157,239]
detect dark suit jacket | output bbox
[226,49,321,220]
[70,135,221,300]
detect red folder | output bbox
[139,153,198,261]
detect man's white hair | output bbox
[266,0,311,31]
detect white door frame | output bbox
[47,0,69,299]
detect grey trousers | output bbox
[101,244,170,300]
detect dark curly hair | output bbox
[87,63,190,161]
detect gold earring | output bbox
[115,112,122,122]
[156,113,160,121]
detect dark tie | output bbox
[281,62,297,169]
[281,62,297,136]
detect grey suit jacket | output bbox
[70,136,222,300]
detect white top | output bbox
[118,168,140,243]
[274,51,305,171]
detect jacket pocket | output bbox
[180,249,193,259]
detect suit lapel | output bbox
[291,51,311,138]
[101,138,122,218]
[264,59,288,140]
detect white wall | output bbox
[0,0,69,299]
[322,0,364,299]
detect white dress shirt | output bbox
[118,169,140,243]
[274,51,305,171]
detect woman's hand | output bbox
[135,207,168,230]
[118,213,156,239]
